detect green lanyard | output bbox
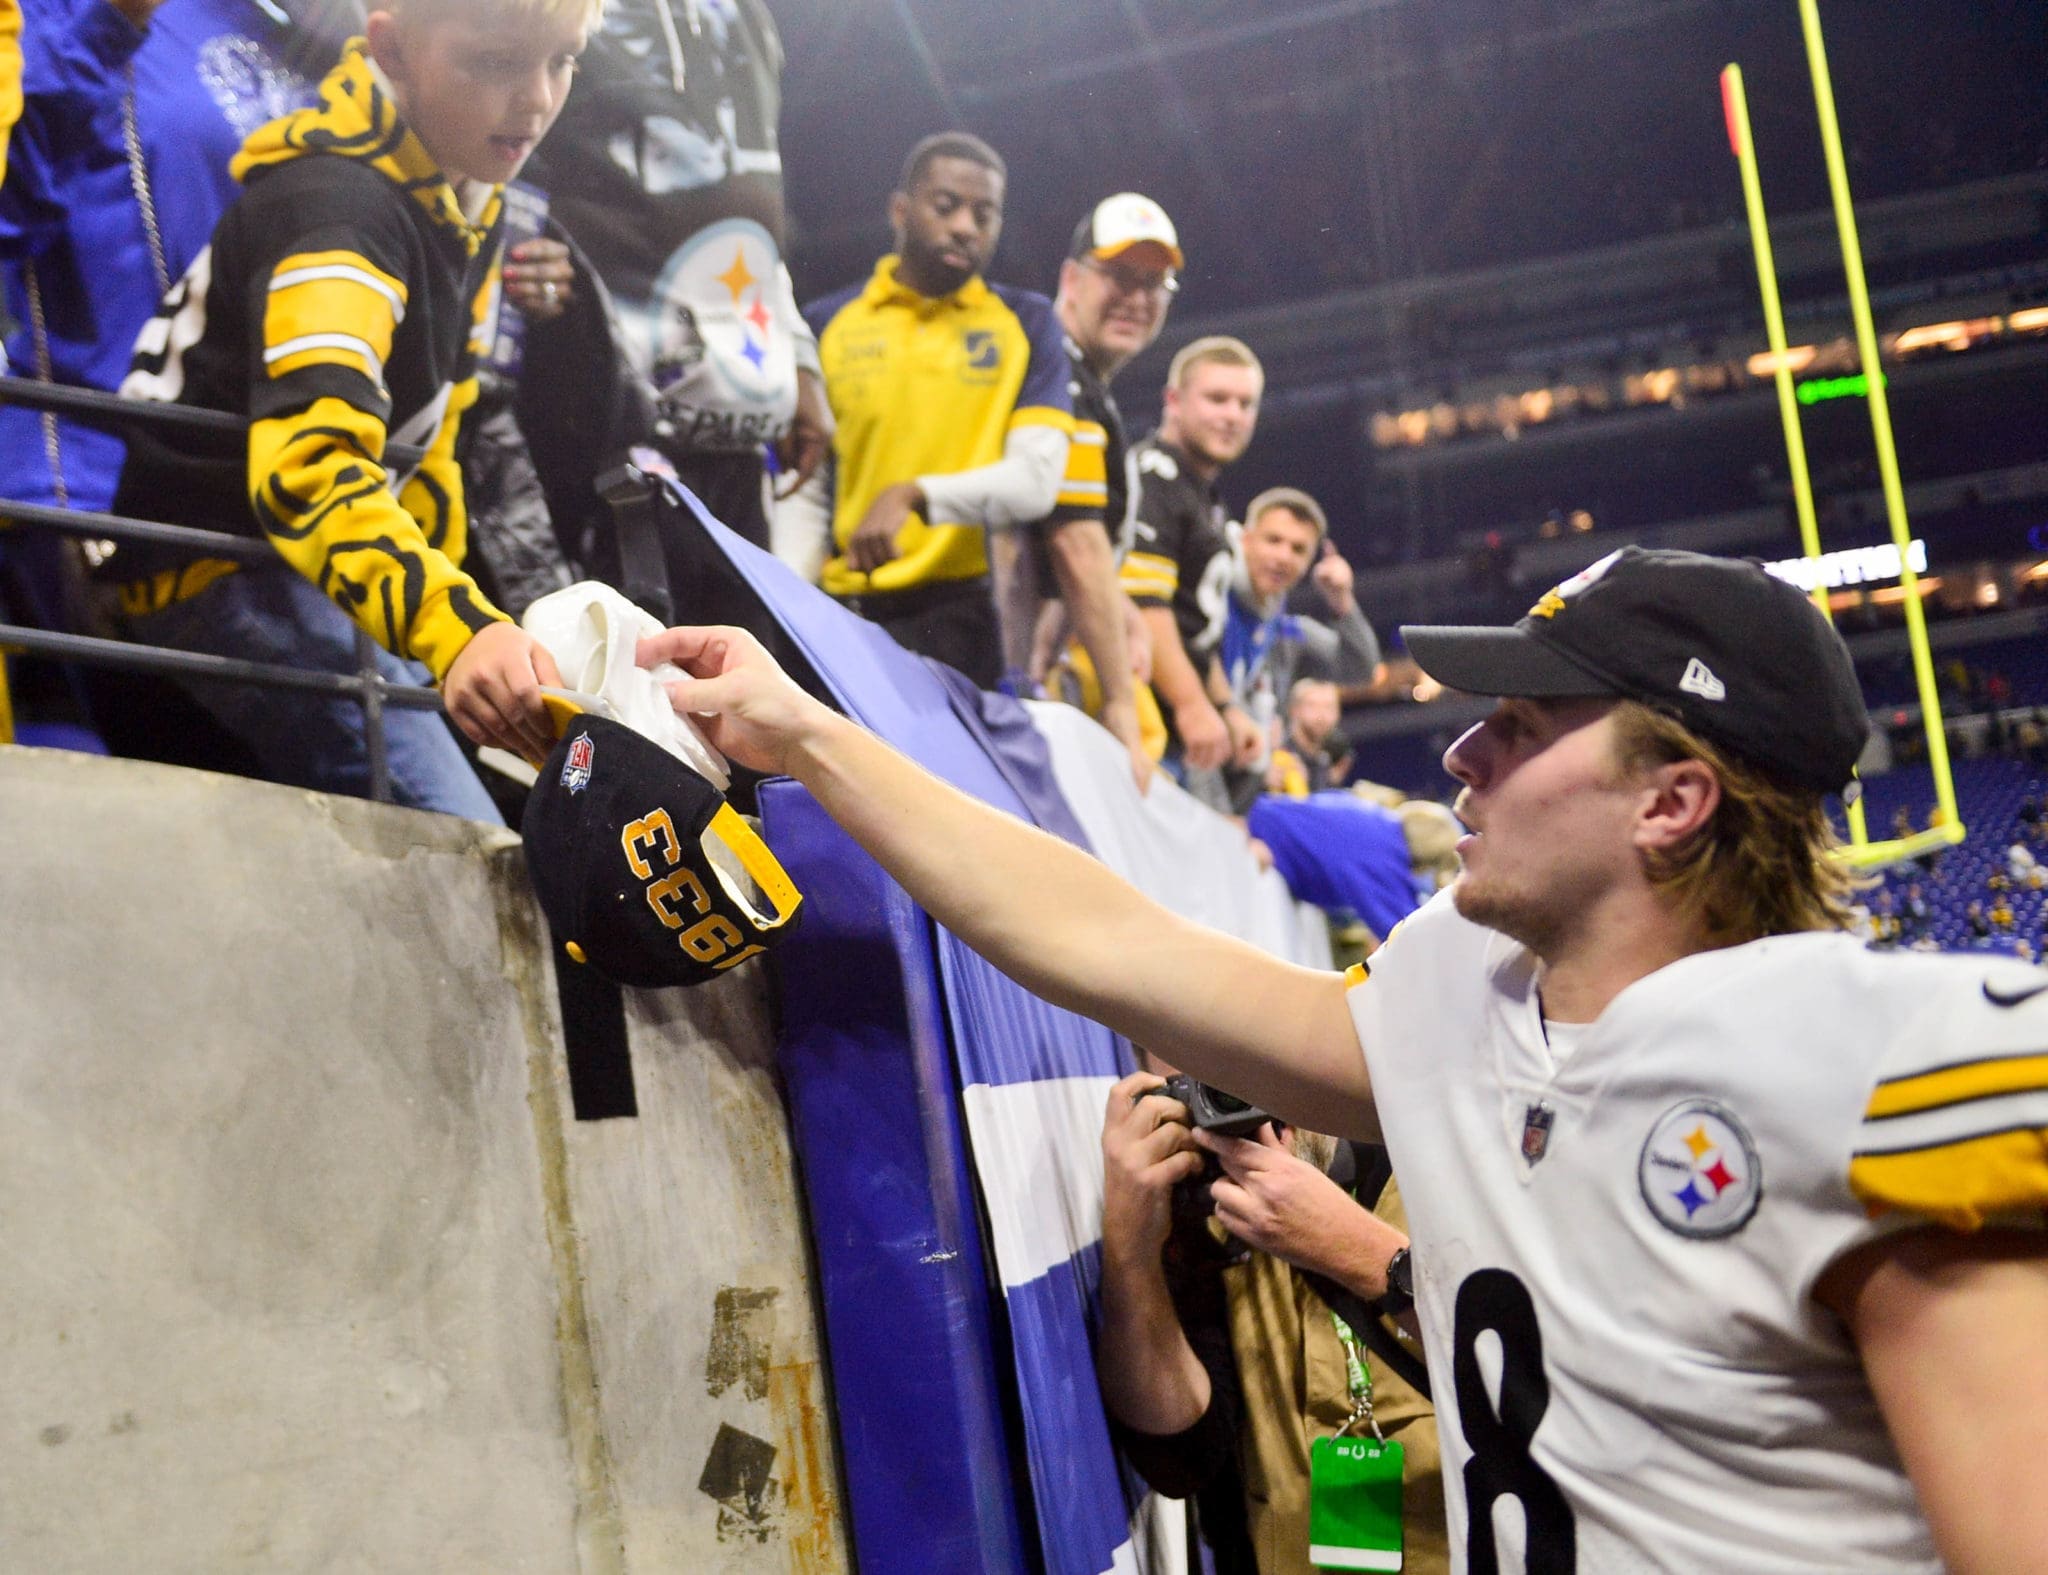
[1331,1312,1383,1443]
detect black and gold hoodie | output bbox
[110,40,510,681]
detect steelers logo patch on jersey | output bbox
[1638,1099,1762,1238]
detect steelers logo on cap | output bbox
[1638,1098,1762,1239]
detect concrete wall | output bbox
[0,745,845,1574]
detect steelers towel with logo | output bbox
[1347,892,2046,1572]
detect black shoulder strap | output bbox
[1302,1141,1431,1401]
[595,461,676,625]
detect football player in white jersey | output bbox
[636,547,2048,1572]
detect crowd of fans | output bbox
[0,0,1426,1565]
[0,0,1381,836]
[7,3,2048,1572]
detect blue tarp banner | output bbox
[692,495,1144,1575]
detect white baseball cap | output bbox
[1070,193,1184,269]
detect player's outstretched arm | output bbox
[1821,1225,2048,1572]
[640,626,1375,1136]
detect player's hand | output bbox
[1102,1072,1201,1259]
[1223,702,1266,768]
[1099,696,1155,795]
[1175,695,1231,771]
[502,238,575,323]
[1311,538,1355,613]
[846,481,922,574]
[442,620,562,764]
[774,368,834,500]
[1196,1125,1407,1292]
[640,624,838,777]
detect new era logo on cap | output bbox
[1678,658,1727,702]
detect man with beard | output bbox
[795,132,1073,689]
[1121,336,1264,796]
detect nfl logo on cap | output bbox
[562,730,595,793]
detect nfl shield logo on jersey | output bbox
[1521,1101,1556,1164]
[562,731,596,793]
[1638,1098,1762,1239]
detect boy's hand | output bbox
[638,624,838,778]
[503,238,575,323]
[443,621,562,764]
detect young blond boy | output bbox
[109,0,598,815]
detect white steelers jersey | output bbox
[1347,891,2048,1574]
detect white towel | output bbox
[521,581,730,792]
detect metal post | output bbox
[1718,62,1874,849]
[1795,0,1960,842]
[356,628,391,804]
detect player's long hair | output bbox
[1610,701,1860,942]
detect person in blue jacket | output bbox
[0,0,350,732]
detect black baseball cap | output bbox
[522,713,803,989]
[1401,547,1869,793]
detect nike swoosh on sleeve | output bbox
[1981,977,2048,1008]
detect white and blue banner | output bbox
[687,494,1328,1574]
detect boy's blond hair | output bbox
[381,0,604,29]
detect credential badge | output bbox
[1639,1098,1762,1238]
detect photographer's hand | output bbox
[1102,1072,1201,1260]
[1196,1125,1407,1300]
[1095,1072,1212,1437]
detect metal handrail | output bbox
[1,375,445,802]
[0,375,429,470]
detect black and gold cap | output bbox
[522,710,803,988]
[1402,546,1869,795]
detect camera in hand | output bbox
[1162,1074,1272,1139]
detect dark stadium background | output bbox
[772,0,2048,636]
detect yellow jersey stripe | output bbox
[270,256,408,314]
[265,248,403,386]
[1849,1124,2048,1230]
[265,331,383,383]
[1120,550,1178,600]
[1866,1052,2048,1122]
[1344,961,1370,988]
